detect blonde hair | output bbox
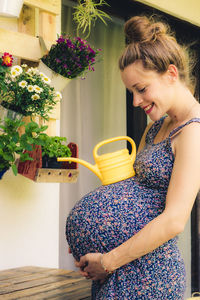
[119,16,194,90]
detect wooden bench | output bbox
[0,266,92,299]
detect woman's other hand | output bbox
[75,253,110,282]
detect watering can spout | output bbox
[57,157,102,181]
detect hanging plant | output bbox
[41,36,101,80]
[73,0,111,38]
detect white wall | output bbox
[0,170,59,270]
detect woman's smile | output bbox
[143,103,154,114]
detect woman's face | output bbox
[121,60,176,121]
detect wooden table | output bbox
[0,266,92,299]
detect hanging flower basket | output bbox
[0,0,23,18]
[38,61,71,92]
[39,35,101,92]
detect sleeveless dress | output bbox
[66,117,200,299]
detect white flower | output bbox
[19,80,27,88]
[27,67,38,75]
[31,94,40,100]
[27,85,34,92]
[5,79,11,84]
[11,65,22,75]
[21,64,27,68]
[55,91,62,100]
[34,85,43,93]
[11,69,20,78]
[11,70,19,78]
[42,76,51,84]
[39,72,45,78]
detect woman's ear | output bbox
[167,64,179,82]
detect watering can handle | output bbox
[93,136,136,163]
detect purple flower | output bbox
[75,37,85,45]
[57,36,65,44]
[88,47,95,55]
[66,39,72,47]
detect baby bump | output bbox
[66,178,165,260]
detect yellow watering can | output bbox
[58,136,136,185]
[187,293,200,300]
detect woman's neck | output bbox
[167,83,199,127]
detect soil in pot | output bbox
[42,155,64,169]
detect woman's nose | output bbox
[132,93,143,107]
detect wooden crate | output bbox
[18,143,79,183]
[35,168,79,183]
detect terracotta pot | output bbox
[38,61,71,92]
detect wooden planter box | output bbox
[17,143,79,183]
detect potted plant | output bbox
[73,0,111,38]
[0,63,62,120]
[39,35,101,91]
[40,135,72,169]
[0,117,47,179]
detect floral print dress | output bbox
[66,117,200,299]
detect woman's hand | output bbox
[75,253,109,282]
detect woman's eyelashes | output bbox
[128,87,146,94]
[138,87,146,93]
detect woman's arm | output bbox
[77,122,200,280]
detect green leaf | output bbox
[11,164,18,176]
[3,153,13,161]
[12,132,19,143]
[27,137,34,144]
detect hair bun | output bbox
[124,16,167,44]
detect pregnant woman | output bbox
[66,15,200,299]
